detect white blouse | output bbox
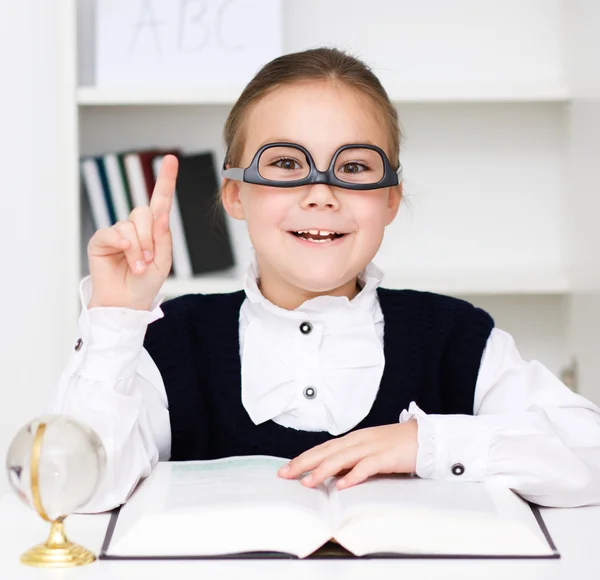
[239,259,386,435]
[49,260,600,513]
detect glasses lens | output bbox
[258,146,310,182]
[334,147,385,185]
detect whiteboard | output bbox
[95,0,282,88]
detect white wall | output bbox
[564,0,600,402]
[284,0,564,88]
[0,0,77,497]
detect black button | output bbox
[451,463,465,476]
[303,386,317,399]
[299,321,313,335]
[74,338,83,352]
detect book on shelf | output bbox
[103,152,133,223]
[80,156,112,230]
[99,455,559,561]
[167,151,235,276]
[124,149,172,207]
[80,148,235,279]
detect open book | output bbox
[100,455,559,560]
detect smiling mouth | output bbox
[290,230,347,243]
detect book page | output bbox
[328,475,554,557]
[107,456,332,558]
[330,474,496,524]
[164,456,327,515]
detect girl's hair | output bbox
[223,47,402,170]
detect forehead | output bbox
[242,81,389,163]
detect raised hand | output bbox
[87,154,179,311]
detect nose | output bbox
[300,184,341,210]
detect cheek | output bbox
[352,193,391,230]
[240,187,291,235]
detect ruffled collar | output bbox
[242,251,384,320]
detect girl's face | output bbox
[222,81,401,302]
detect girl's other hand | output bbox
[277,420,419,490]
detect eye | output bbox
[339,162,369,174]
[273,157,302,171]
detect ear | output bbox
[221,177,246,220]
[385,182,402,225]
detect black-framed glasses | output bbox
[222,142,403,190]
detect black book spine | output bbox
[175,153,235,275]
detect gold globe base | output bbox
[20,520,96,568]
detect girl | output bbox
[51,48,600,512]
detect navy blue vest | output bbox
[143,288,494,461]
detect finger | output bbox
[279,430,367,479]
[128,206,154,262]
[149,154,178,220]
[278,439,343,479]
[88,227,131,256]
[300,444,371,488]
[336,455,382,490]
[114,221,146,274]
[151,213,172,274]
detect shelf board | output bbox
[161,272,243,296]
[382,267,571,295]
[387,82,570,103]
[77,82,571,106]
[77,86,245,105]
[159,267,570,298]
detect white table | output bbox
[1,494,599,579]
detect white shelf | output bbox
[77,86,245,106]
[159,267,570,298]
[161,272,243,296]
[386,82,570,103]
[383,267,570,295]
[77,82,570,106]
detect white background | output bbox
[0,0,598,501]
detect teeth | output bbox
[295,230,339,235]
[292,230,346,240]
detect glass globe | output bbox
[6,414,106,521]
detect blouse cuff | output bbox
[399,402,492,481]
[65,276,165,382]
[81,275,165,323]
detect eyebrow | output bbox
[258,137,305,148]
[257,137,379,149]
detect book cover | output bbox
[80,157,112,230]
[174,152,235,275]
[103,152,132,223]
[95,156,117,224]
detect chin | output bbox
[286,266,354,294]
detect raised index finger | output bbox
[150,154,179,220]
